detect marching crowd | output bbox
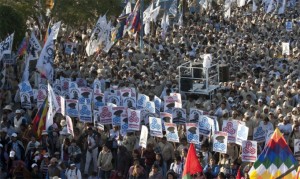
[1,0,300,178]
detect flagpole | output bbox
[140,0,144,51]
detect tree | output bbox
[0,4,26,50]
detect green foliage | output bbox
[51,0,123,26]
[0,4,26,50]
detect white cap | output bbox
[11,133,17,137]
[9,151,15,157]
[31,163,38,168]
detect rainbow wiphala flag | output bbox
[248,128,298,178]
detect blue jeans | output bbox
[99,169,111,179]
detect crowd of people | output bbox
[1,0,300,178]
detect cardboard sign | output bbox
[165,123,180,143]
[286,21,292,31]
[127,109,141,131]
[123,96,137,109]
[160,112,172,131]
[145,101,155,113]
[93,93,105,110]
[149,117,163,138]
[189,108,203,122]
[154,95,161,114]
[137,93,149,109]
[78,103,92,122]
[198,115,212,137]
[186,123,200,144]
[222,120,238,143]
[236,124,249,145]
[112,106,126,126]
[99,106,112,125]
[242,140,257,162]
[66,99,79,117]
[107,95,121,106]
[213,131,228,154]
[253,126,266,142]
[172,108,186,124]
[139,125,148,148]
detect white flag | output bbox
[143,3,153,22]
[278,0,286,14]
[0,33,14,60]
[36,21,61,82]
[46,83,60,130]
[161,13,169,39]
[139,125,148,148]
[169,0,178,16]
[282,42,290,55]
[178,13,183,27]
[28,31,42,61]
[86,15,107,56]
[126,1,132,14]
[66,115,74,137]
[238,0,246,7]
[156,0,160,7]
[150,6,161,22]
[199,0,208,9]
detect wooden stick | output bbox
[275,163,299,179]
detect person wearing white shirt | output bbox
[278,117,293,141]
[258,117,274,133]
[65,163,82,179]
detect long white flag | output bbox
[36,21,61,83]
[46,83,60,130]
[126,1,132,14]
[66,115,74,137]
[169,0,178,16]
[28,31,42,61]
[278,0,286,14]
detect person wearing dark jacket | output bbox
[31,163,42,179]
[116,146,132,178]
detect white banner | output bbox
[46,83,60,130]
[60,96,65,116]
[149,117,163,138]
[99,106,112,125]
[253,126,266,142]
[78,103,92,122]
[0,33,14,60]
[137,93,149,109]
[172,108,186,124]
[66,99,79,117]
[28,31,42,60]
[189,108,203,122]
[112,106,126,126]
[242,140,257,162]
[139,125,148,148]
[123,96,136,109]
[154,95,161,114]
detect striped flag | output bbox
[32,98,49,138]
[17,37,29,56]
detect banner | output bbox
[94,110,101,128]
[265,130,274,147]
[253,126,266,142]
[154,95,161,114]
[78,103,92,122]
[112,106,126,126]
[213,131,228,154]
[61,78,70,94]
[137,93,149,109]
[128,109,141,131]
[139,125,148,148]
[141,110,157,125]
[99,106,112,125]
[123,96,136,109]
[189,108,203,122]
[66,99,79,117]
[164,96,177,113]
[224,0,231,19]
[36,21,61,82]
[37,88,47,109]
[169,0,177,16]
[236,124,249,145]
[76,78,87,88]
[198,115,212,137]
[172,108,186,124]
[282,42,290,55]
[66,115,74,137]
[165,122,180,143]
[242,140,257,162]
[69,83,79,100]
[120,88,131,98]
[121,112,128,134]
[222,120,238,143]
[149,117,163,138]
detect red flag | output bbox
[182,143,203,179]
[236,166,242,179]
